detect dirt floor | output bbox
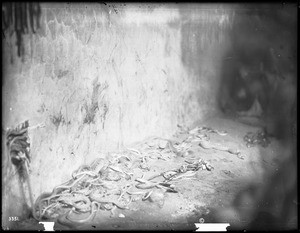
[9,115,282,231]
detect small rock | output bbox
[118,213,125,218]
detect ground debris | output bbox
[244,130,271,148]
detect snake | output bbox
[198,140,243,159]
[57,193,91,213]
[126,190,148,196]
[34,173,88,220]
[89,189,131,210]
[72,165,92,179]
[142,190,153,200]
[134,177,176,192]
[58,201,100,225]
[168,171,197,181]
[126,190,157,201]
[137,136,183,157]
[108,165,133,178]
[189,126,228,136]
[126,147,141,156]
[34,158,134,223]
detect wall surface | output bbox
[2,3,233,223]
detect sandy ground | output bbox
[8,115,282,231]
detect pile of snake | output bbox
[33,125,229,224]
[33,147,213,224]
